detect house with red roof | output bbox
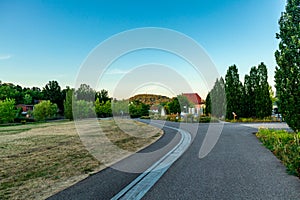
[182,93,205,115]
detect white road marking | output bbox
[111,123,191,200]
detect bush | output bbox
[226,117,280,123]
[95,98,112,118]
[140,116,151,119]
[129,101,149,118]
[150,114,167,120]
[33,100,57,121]
[72,100,95,119]
[198,116,211,123]
[166,114,179,122]
[0,98,16,123]
[256,129,300,177]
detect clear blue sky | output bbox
[0,0,286,98]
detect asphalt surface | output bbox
[49,121,300,200]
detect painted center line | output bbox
[111,123,191,200]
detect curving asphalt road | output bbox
[48,121,300,200]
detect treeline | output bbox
[0,80,113,122]
[0,79,194,123]
[63,84,112,120]
[206,62,273,120]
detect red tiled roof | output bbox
[182,93,203,104]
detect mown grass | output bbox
[256,129,300,177]
[0,119,163,199]
[0,128,32,136]
[102,119,162,152]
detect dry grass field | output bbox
[0,119,163,200]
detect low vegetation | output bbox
[226,117,281,123]
[0,119,163,199]
[256,129,300,177]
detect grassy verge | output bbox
[226,117,281,123]
[256,129,300,177]
[0,119,163,199]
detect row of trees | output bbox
[113,95,191,119]
[0,80,111,114]
[0,80,67,113]
[206,0,300,132]
[206,62,273,120]
[1,80,193,122]
[0,80,113,122]
[62,86,112,120]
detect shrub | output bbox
[166,114,179,122]
[33,100,57,121]
[140,116,151,119]
[95,98,112,118]
[256,129,300,177]
[129,101,149,118]
[227,117,280,123]
[198,116,211,123]
[72,100,95,119]
[0,98,16,123]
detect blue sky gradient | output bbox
[0,0,286,98]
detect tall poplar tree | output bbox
[275,0,300,132]
[205,92,211,116]
[256,62,272,118]
[209,78,226,118]
[249,67,259,118]
[64,88,74,120]
[242,74,252,118]
[225,65,243,119]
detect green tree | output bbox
[168,97,181,114]
[140,103,150,117]
[0,84,20,102]
[249,67,259,117]
[225,65,243,119]
[95,98,112,118]
[256,62,272,118]
[112,99,129,116]
[73,100,95,119]
[30,87,44,102]
[95,89,111,103]
[33,100,58,121]
[75,84,95,102]
[242,74,251,118]
[64,88,74,120]
[43,81,64,112]
[275,0,300,132]
[23,94,32,105]
[205,92,211,116]
[0,98,16,123]
[129,100,149,118]
[210,78,226,118]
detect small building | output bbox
[150,105,166,116]
[16,104,34,115]
[182,93,205,115]
[150,105,159,114]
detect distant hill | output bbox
[129,94,171,105]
